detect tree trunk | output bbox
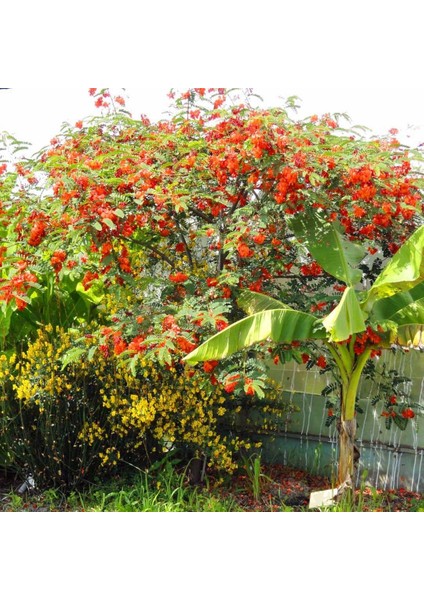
[337,416,357,490]
[187,455,206,484]
[328,344,371,499]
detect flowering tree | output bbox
[0,88,423,476]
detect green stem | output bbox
[326,342,349,387]
[336,343,354,375]
[343,347,372,420]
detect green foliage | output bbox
[0,324,273,487]
[322,287,366,342]
[289,210,366,285]
[365,224,424,305]
[185,308,325,364]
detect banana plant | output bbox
[184,210,424,492]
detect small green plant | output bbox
[243,453,271,502]
[4,492,24,511]
[312,443,322,476]
[71,462,238,512]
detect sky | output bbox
[1,86,424,156]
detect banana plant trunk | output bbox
[337,414,358,490]
[331,346,371,493]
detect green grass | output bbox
[74,472,238,512]
[2,459,423,512]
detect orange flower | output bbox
[252,233,266,245]
[203,360,219,373]
[162,315,179,332]
[206,277,218,287]
[169,272,189,283]
[113,335,127,355]
[82,271,99,290]
[28,221,48,247]
[176,336,197,353]
[237,242,253,258]
[244,378,255,395]
[224,375,239,393]
[50,250,67,273]
[353,205,366,218]
[216,318,228,331]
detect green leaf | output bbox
[0,302,15,341]
[87,346,97,362]
[237,290,290,315]
[61,347,85,370]
[76,281,104,304]
[92,221,103,231]
[288,209,366,285]
[393,415,408,431]
[382,298,424,329]
[370,281,424,323]
[129,356,138,377]
[103,218,117,231]
[322,287,366,342]
[365,224,424,305]
[394,324,424,348]
[184,309,325,364]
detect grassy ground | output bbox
[1,459,424,512]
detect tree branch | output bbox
[117,234,175,268]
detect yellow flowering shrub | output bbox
[0,325,291,486]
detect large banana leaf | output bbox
[237,290,290,314]
[184,309,325,364]
[388,300,424,328]
[288,210,366,285]
[395,324,424,348]
[364,224,424,306]
[369,282,424,347]
[322,286,366,342]
[369,281,424,322]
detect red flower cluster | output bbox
[169,272,189,283]
[206,277,218,287]
[81,271,99,290]
[382,407,415,420]
[244,377,255,395]
[402,408,415,419]
[162,315,180,332]
[118,246,131,273]
[252,233,266,245]
[50,250,67,274]
[237,242,254,258]
[203,360,219,373]
[224,373,240,393]
[354,327,382,355]
[176,336,197,353]
[0,269,38,310]
[28,220,48,247]
[316,356,327,369]
[300,262,322,277]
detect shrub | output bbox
[0,324,290,487]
